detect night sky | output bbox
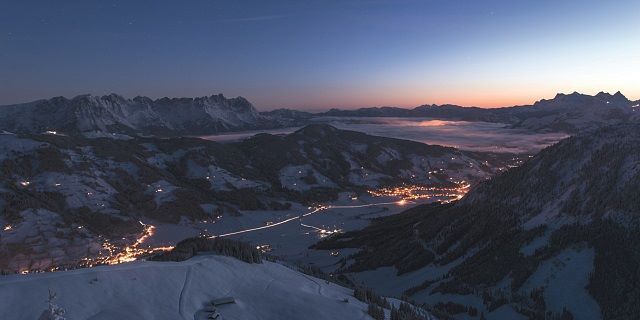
[1,0,638,110]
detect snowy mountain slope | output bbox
[316,124,640,319]
[0,94,277,136]
[0,254,412,320]
[510,91,638,132]
[0,125,515,273]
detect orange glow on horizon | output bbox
[416,120,449,127]
[258,87,639,111]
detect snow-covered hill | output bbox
[0,94,277,136]
[0,254,418,320]
[316,124,640,319]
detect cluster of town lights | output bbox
[16,222,174,275]
[80,222,174,267]
[367,182,471,202]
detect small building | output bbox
[211,297,235,306]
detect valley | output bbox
[3,179,472,274]
[200,117,567,154]
[0,124,519,275]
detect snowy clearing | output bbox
[0,255,380,320]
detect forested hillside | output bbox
[317,124,640,319]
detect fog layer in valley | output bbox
[201,117,568,154]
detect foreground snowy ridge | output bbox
[0,254,430,320]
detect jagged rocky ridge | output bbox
[0,124,513,272]
[0,93,281,136]
[316,124,640,319]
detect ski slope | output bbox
[0,255,380,320]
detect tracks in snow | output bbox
[179,266,193,320]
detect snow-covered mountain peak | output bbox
[0,93,276,136]
[538,91,631,109]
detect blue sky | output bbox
[1,0,638,110]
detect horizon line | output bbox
[1,90,637,112]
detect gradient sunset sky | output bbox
[1,0,638,110]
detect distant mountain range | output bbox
[0,91,637,137]
[0,124,513,273]
[270,91,640,133]
[316,124,640,319]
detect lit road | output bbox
[211,200,409,238]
